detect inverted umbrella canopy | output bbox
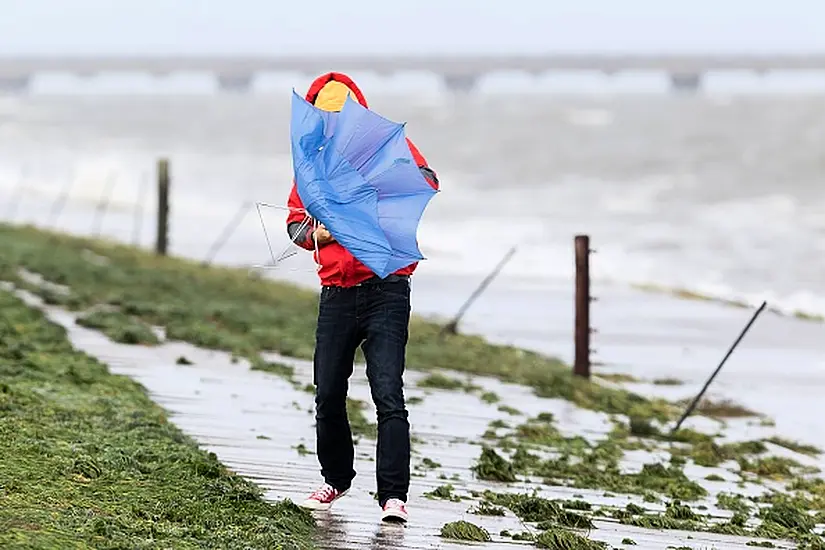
[290,90,437,279]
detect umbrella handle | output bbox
[310,218,323,272]
[313,230,321,272]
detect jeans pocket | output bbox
[320,286,340,304]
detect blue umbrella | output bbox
[290,90,437,279]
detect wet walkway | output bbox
[12,288,806,549]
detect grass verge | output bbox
[0,288,315,549]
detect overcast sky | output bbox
[1,0,823,55]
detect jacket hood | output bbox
[305,72,368,111]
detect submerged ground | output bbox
[1,224,824,549]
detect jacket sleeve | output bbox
[286,183,315,251]
[406,138,439,191]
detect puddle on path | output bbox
[14,288,815,549]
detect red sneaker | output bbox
[381,498,408,523]
[299,483,348,511]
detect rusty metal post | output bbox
[155,159,170,256]
[574,235,591,378]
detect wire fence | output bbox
[0,158,602,373]
[0,160,317,275]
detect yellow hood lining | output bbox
[314,80,358,112]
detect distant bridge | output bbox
[2,54,825,93]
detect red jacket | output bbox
[286,72,439,287]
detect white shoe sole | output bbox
[299,489,348,511]
[381,509,408,523]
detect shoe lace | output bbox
[385,498,405,509]
[312,484,335,500]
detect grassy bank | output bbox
[0,289,315,549]
[0,224,672,420]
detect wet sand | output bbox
[13,287,811,549]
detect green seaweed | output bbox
[669,433,769,468]
[439,520,491,542]
[469,501,506,516]
[418,457,441,470]
[676,397,758,419]
[498,404,522,415]
[482,491,592,530]
[535,529,607,550]
[620,500,705,531]
[424,484,462,502]
[480,391,500,404]
[758,500,816,534]
[596,373,640,383]
[472,447,517,483]
[766,437,821,457]
[653,378,684,386]
[0,289,314,549]
[489,416,708,501]
[562,499,592,511]
[740,456,808,479]
[250,358,296,380]
[75,309,159,346]
[294,443,312,456]
[717,492,753,514]
[417,372,475,391]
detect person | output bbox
[286,72,439,523]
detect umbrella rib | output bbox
[332,122,405,172]
[255,201,314,266]
[255,202,278,265]
[362,153,434,190]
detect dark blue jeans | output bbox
[313,276,411,507]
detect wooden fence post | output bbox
[574,235,591,378]
[155,159,170,256]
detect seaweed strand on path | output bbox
[75,309,160,346]
[440,520,491,542]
